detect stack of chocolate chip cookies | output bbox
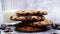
[10,10,53,32]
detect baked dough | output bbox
[10,16,27,21]
[15,26,42,32]
[16,10,47,15]
[10,16,45,21]
[28,19,53,27]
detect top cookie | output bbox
[16,10,48,15]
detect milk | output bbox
[3,10,18,23]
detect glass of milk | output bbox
[3,10,21,25]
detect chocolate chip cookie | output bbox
[15,26,42,32]
[28,19,53,27]
[16,10,47,15]
[10,16,45,21]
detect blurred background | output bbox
[0,0,60,24]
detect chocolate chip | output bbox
[4,28,13,32]
[51,33,58,34]
[4,29,9,32]
[9,30,13,32]
[0,27,2,29]
[1,24,7,27]
[1,24,7,30]
[52,24,60,30]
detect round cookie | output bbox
[28,19,53,27]
[15,26,42,32]
[10,16,45,21]
[16,10,48,15]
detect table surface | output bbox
[0,26,60,34]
